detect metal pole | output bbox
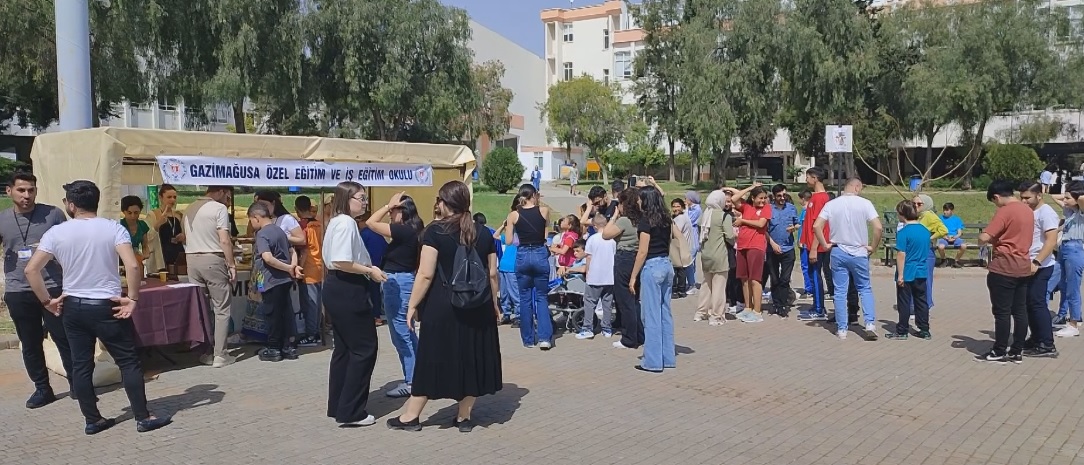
[55,0,94,131]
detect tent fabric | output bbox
[30,127,475,213]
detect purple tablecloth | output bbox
[130,281,212,348]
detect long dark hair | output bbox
[436,180,475,246]
[396,194,424,233]
[255,190,291,217]
[618,186,642,223]
[639,186,672,229]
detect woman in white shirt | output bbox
[321,182,387,427]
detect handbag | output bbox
[670,224,693,268]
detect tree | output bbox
[630,0,684,181]
[0,0,153,130]
[480,147,524,194]
[983,144,1044,184]
[308,0,476,142]
[608,118,667,177]
[538,76,629,184]
[447,61,514,149]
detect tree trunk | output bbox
[691,141,701,185]
[233,102,247,134]
[845,153,856,180]
[667,136,676,182]
[712,146,730,186]
[962,120,988,190]
[592,146,609,186]
[924,133,934,181]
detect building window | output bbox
[563,62,574,81]
[534,153,544,171]
[603,28,610,49]
[562,23,574,42]
[603,69,610,85]
[614,51,632,79]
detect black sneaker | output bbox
[1022,339,1038,350]
[136,416,173,433]
[84,418,117,435]
[951,260,963,268]
[974,351,1007,363]
[885,332,908,340]
[297,336,320,347]
[1053,314,1069,326]
[282,347,299,360]
[1023,346,1059,358]
[258,348,283,362]
[916,330,932,340]
[386,416,422,432]
[26,388,57,409]
[510,319,521,328]
[1006,352,1023,364]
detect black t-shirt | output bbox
[383,223,421,272]
[423,222,496,279]
[637,218,671,259]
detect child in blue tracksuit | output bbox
[889,200,931,340]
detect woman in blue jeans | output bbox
[366,192,424,397]
[630,186,676,372]
[504,184,554,350]
[1054,182,1084,337]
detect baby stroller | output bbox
[548,276,586,333]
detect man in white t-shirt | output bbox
[183,185,236,368]
[813,178,884,340]
[577,214,617,340]
[25,180,171,435]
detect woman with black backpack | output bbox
[387,180,502,433]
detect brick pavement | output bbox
[4,266,1084,465]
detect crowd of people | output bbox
[11,164,1084,435]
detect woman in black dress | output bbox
[387,180,502,433]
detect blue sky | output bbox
[442,0,579,56]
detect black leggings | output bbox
[613,250,644,348]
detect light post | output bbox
[54,0,94,131]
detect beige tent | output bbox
[30,127,476,222]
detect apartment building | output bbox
[541,0,643,105]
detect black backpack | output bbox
[438,240,492,310]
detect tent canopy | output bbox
[30,127,475,214]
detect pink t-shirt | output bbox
[736,203,772,251]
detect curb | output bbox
[0,334,18,350]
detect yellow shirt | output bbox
[919,211,948,240]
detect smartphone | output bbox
[628,175,638,187]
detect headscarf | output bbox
[916,194,934,214]
[685,191,701,205]
[700,189,729,236]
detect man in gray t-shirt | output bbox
[0,172,74,408]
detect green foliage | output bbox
[447,61,514,145]
[786,165,806,180]
[538,76,629,184]
[983,144,1044,184]
[0,158,27,181]
[481,147,525,194]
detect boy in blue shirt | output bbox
[890,200,932,340]
[495,225,519,325]
[937,202,967,268]
[557,239,588,281]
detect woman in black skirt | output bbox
[387,180,503,433]
[321,181,388,427]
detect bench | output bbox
[880,211,989,267]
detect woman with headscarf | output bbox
[902,194,947,310]
[685,191,702,293]
[694,190,736,326]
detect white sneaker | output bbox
[344,415,376,427]
[539,341,553,350]
[686,288,698,296]
[385,382,411,398]
[865,323,877,333]
[709,318,724,326]
[199,354,214,366]
[212,355,236,368]
[612,341,630,349]
[575,330,595,340]
[727,306,740,314]
[837,330,847,340]
[1056,325,1080,337]
[693,314,706,322]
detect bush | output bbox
[481,147,525,194]
[982,144,1043,185]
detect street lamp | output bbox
[55,0,94,131]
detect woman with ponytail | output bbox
[504,183,555,350]
[388,180,502,432]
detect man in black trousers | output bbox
[0,172,74,408]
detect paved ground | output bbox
[4,265,1084,465]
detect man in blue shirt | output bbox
[937,202,967,268]
[767,184,800,318]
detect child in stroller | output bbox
[549,240,593,332]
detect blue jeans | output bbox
[298,282,323,338]
[1058,241,1084,321]
[829,248,876,331]
[1050,260,1062,298]
[800,247,813,294]
[686,251,698,288]
[640,257,676,371]
[809,251,826,314]
[382,272,418,383]
[517,246,553,346]
[499,271,519,319]
[1028,265,1056,347]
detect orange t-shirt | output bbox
[983,202,1034,278]
[299,218,325,284]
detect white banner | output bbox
[824,125,854,153]
[156,155,433,187]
